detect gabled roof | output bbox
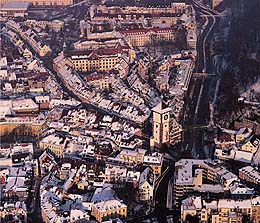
[67,45,126,59]
[152,100,171,114]
[139,167,154,188]
[236,127,252,136]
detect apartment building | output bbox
[91,199,127,222]
[0,116,45,137]
[139,167,154,201]
[187,29,197,49]
[85,73,110,90]
[6,20,52,57]
[95,3,187,16]
[118,149,146,164]
[251,197,260,223]
[91,12,178,27]
[66,47,131,73]
[181,196,202,222]
[169,119,183,145]
[174,159,228,202]
[181,196,256,223]
[39,134,67,158]
[120,27,175,47]
[104,164,127,183]
[143,152,163,176]
[11,98,39,113]
[239,166,260,185]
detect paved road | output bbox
[28,176,43,223]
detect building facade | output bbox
[95,3,187,16]
[181,196,257,223]
[39,134,67,158]
[239,166,260,185]
[152,101,171,147]
[91,199,127,222]
[120,27,175,47]
[66,46,134,73]
[169,119,183,145]
[85,73,110,90]
[139,167,154,201]
[0,116,45,137]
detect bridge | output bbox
[193,72,217,77]
[201,14,224,17]
[182,124,210,131]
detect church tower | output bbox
[62,40,67,52]
[152,101,171,147]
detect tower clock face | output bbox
[164,114,169,121]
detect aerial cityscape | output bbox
[0,0,260,222]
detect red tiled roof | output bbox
[85,73,110,82]
[120,27,173,35]
[217,133,233,143]
[67,46,126,59]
